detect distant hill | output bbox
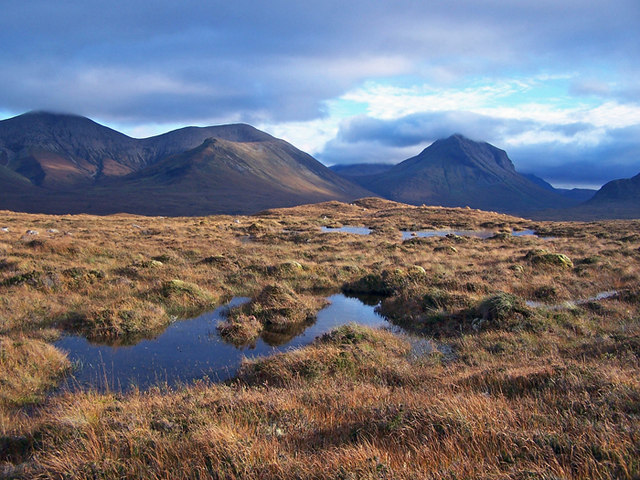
[529,172,640,220]
[0,112,372,215]
[347,134,574,215]
[521,173,596,204]
[329,163,394,178]
[588,172,640,205]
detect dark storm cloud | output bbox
[511,125,640,186]
[1,0,638,124]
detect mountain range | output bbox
[0,112,638,219]
[0,112,370,215]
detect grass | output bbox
[0,335,70,408]
[218,283,328,346]
[0,197,639,478]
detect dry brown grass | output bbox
[0,335,70,410]
[1,198,639,478]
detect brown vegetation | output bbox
[218,283,328,346]
[1,198,639,478]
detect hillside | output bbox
[351,134,574,215]
[521,173,596,203]
[0,112,371,215]
[532,172,640,220]
[329,163,394,178]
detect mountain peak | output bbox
[588,171,640,204]
[350,135,572,214]
[448,133,473,142]
[417,134,515,173]
[23,110,86,118]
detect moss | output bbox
[525,249,573,268]
[161,279,214,301]
[472,293,544,332]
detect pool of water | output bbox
[526,290,618,310]
[55,293,393,391]
[321,226,372,235]
[401,228,545,240]
[401,229,494,240]
[316,226,548,240]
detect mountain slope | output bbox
[355,134,574,214]
[587,172,640,205]
[0,112,290,188]
[0,111,143,187]
[529,172,640,220]
[329,163,394,178]
[0,111,372,215]
[521,173,596,204]
[91,137,372,215]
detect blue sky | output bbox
[1,0,639,188]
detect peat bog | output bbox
[1,197,639,479]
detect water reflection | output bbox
[400,229,543,240]
[321,226,372,235]
[55,293,391,391]
[526,290,618,310]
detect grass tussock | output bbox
[218,283,328,346]
[0,335,70,407]
[239,324,411,386]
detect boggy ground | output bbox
[0,197,639,479]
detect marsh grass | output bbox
[0,199,639,478]
[218,283,328,347]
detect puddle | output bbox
[512,229,537,237]
[316,226,550,240]
[401,229,549,240]
[55,293,395,391]
[401,229,495,240]
[526,290,618,310]
[321,226,372,235]
[237,235,254,243]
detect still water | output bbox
[55,293,391,391]
[320,226,372,235]
[401,229,541,240]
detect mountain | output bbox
[521,173,596,204]
[575,172,640,219]
[349,134,573,215]
[0,111,372,215]
[588,172,640,204]
[528,172,640,221]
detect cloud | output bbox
[333,112,541,147]
[511,135,640,188]
[319,110,640,187]
[1,0,638,188]
[0,0,638,125]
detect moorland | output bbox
[1,197,639,479]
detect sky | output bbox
[1,1,639,189]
